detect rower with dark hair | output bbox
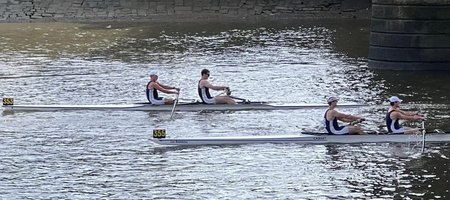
[198,69,236,104]
[386,96,426,134]
[324,97,365,135]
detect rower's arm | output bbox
[335,112,362,122]
[394,112,425,121]
[151,83,178,94]
[202,81,227,91]
[159,83,179,91]
[396,109,418,116]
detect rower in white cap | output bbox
[146,70,180,105]
[386,96,426,134]
[324,96,365,135]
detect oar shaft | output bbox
[170,94,179,120]
[421,120,426,152]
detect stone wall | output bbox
[0,0,371,22]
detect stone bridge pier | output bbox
[368,0,450,70]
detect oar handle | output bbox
[225,87,231,96]
[216,87,231,96]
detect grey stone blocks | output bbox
[0,0,371,21]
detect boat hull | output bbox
[2,102,366,112]
[151,133,450,146]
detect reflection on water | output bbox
[0,20,369,62]
[0,23,129,59]
[0,20,449,199]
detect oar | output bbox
[420,120,426,152]
[170,94,179,120]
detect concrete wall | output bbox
[0,0,371,22]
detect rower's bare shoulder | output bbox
[148,81,160,88]
[327,109,338,116]
[391,110,404,119]
[199,79,211,87]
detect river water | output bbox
[0,20,449,199]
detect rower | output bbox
[324,97,365,135]
[386,96,426,134]
[198,69,236,104]
[146,70,180,105]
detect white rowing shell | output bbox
[151,133,450,146]
[2,102,367,112]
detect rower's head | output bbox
[149,70,158,80]
[389,96,402,106]
[327,96,338,106]
[201,69,210,78]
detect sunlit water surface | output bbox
[0,20,449,199]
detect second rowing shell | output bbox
[2,101,366,112]
[151,132,450,146]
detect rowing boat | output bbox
[1,98,366,112]
[151,131,450,146]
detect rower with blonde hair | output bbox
[386,96,426,134]
[146,70,180,105]
[324,97,365,135]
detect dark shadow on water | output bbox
[371,70,450,105]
